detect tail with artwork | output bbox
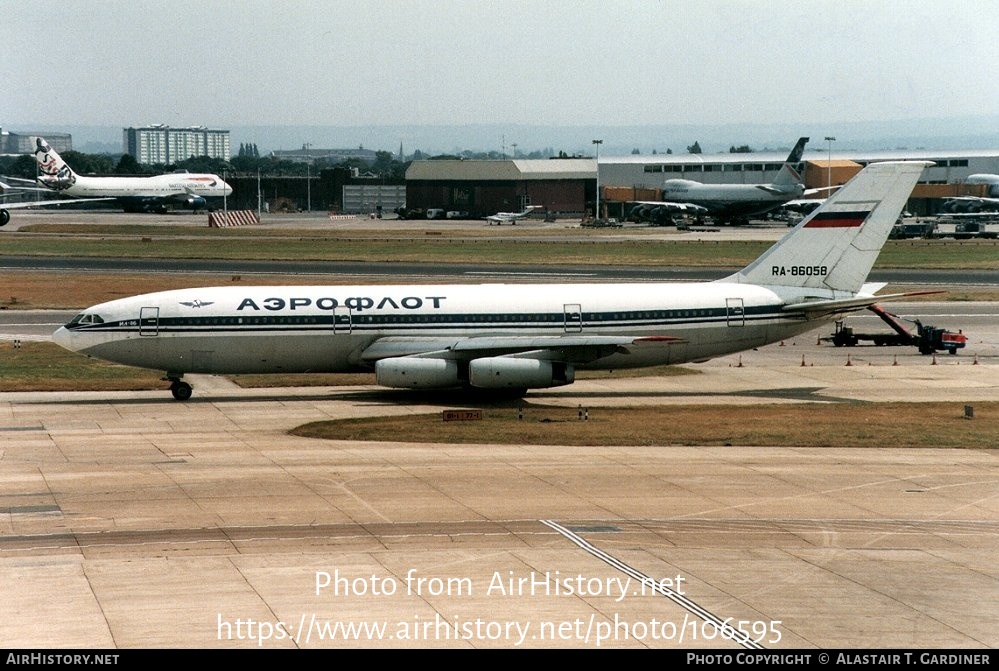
[771,136,809,189]
[724,160,932,296]
[31,136,78,191]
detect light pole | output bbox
[221,162,231,216]
[824,136,836,192]
[305,142,312,212]
[592,139,603,220]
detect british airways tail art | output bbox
[53,161,931,400]
[31,136,232,214]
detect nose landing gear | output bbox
[164,375,193,401]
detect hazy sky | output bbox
[4,0,997,130]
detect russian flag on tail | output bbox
[804,211,870,228]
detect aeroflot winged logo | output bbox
[179,300,215,308]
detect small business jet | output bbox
[30,136,232,214]
[486,205,543,224]
[636,137,816,225]
[53,160,930,400]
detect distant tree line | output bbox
[0,147,412,182]
[0,141,765,183]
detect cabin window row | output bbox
[156,309,726,328]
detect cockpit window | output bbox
[68,313,105,326]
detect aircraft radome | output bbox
[53,161,932,401]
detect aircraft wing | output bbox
[1,197,116,209]
[0,175,41,189]
[1,196,118,225]
[360,334,685,364]
[632,200,708,213]
[944,196,999,207]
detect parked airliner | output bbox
[31,136,232,213]
[941,173,999,213]
[53,161,931,400]
[636,137,816,225]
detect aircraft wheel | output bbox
[170,380,193,401]
[0,210,10,226]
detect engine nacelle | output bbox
[375,357,460,389]
[181,195,208,210]
[468,357,574,389]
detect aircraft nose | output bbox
[52,326,78,352]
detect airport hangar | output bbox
[402,148,999,219]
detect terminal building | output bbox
[405,148,999,219]
[123,125,230,164]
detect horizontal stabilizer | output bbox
[782,290,944,319]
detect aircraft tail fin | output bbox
[31,137,77,190]
[772,136,809,188]
[723,160,931,295]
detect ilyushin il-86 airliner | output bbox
[53,161,931,400]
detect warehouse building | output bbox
[404,158,595,218]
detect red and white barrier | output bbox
[209,210,260,227]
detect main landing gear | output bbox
[164,375,193,401]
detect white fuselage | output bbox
[53,281,823,377]
[41,173,232,199]
[661,180,804,216]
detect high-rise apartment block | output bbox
[124,125,230,164]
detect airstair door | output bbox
[333,306,352,334]
[726,298,745,327]
[564,303,582,333]
[139,307,160,336]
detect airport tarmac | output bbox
[1,212,996,649]
[1,320,997,649]
[0,208,790,241]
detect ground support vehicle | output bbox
[823,305,967,355]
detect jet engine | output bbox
[374,356,575,390]
[468,357,574,389]
[375,357,460,389]
[180,195,208,210]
